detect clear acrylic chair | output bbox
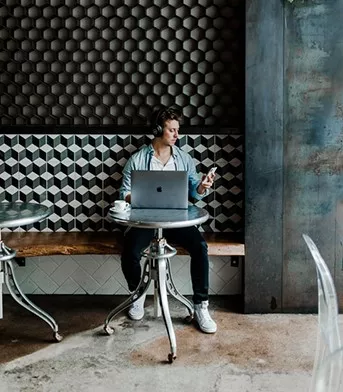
[314,347,343,392]
[302,234,342,391]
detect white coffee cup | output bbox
[113,200,129,211]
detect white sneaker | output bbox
[128,292,146,321]
[194,300,217,333]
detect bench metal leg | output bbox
[4,258,63,342]
[104,258,152,334]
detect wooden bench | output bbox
[2,232,245,258]
[0,231,244,342]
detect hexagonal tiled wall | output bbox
[0,1,244,127]
[0,134,243,233]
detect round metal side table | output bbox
[104,205,209,363]
[0,202,62,342]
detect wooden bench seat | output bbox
[2,232,245,258]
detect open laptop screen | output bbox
[131,170,188,209]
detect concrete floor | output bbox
[0,295,332,392]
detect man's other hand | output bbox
[197,172,215,194]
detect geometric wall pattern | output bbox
[3,254,243,296]
[0,0,245,128]
[0,134,244,233]
[0,2,245,296]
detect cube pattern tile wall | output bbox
[3,255,243,296]
[0,134,244,233]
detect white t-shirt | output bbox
[150,155,176,171]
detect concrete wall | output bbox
[245,0,343,312]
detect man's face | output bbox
[161,119,179,145]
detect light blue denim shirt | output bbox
[119,144,208,201]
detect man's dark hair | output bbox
[151,106,183,136]
[151,106,182,127]
[157,106,182,126]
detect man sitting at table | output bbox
[118,106,217,334]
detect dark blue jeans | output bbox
[121,226,209,304]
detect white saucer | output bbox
[110,206,130,214]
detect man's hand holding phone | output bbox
[197,167,217,194]
[202,166,217,183]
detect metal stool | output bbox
[0,236,62,342]
[104,228,194,363]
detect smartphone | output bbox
[207,167,217,177]
[202,167,217,184]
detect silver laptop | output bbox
[131,170,188,209]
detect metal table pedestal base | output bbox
[0,240,63,342]
[103,229,194,363]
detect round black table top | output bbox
[108,205,209,229]
[0,202,51,229]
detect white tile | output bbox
[29,269,59,294]
[54,277,79,294]
[109,255,121,263]
[169,255,189,274]
[35,257,59,275]
[115,286,130,295]
[94,276,125,295]
[93,259,121,285]
[217,261,242,282]
[25,257,40,266]
[71,267,101,294]
[173,263,191,288]
[19,277,38,294]
[71,255,102,275]
[32,287,45,295]
[50,258,79,286]
[5,253,243,296]
[45,255,71,266]
[74,287,87,294]
[209,256,228,273]
[209,272,226,294]
[88,254,111,264]
[177,280,193,295]
[11,263,37,285]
